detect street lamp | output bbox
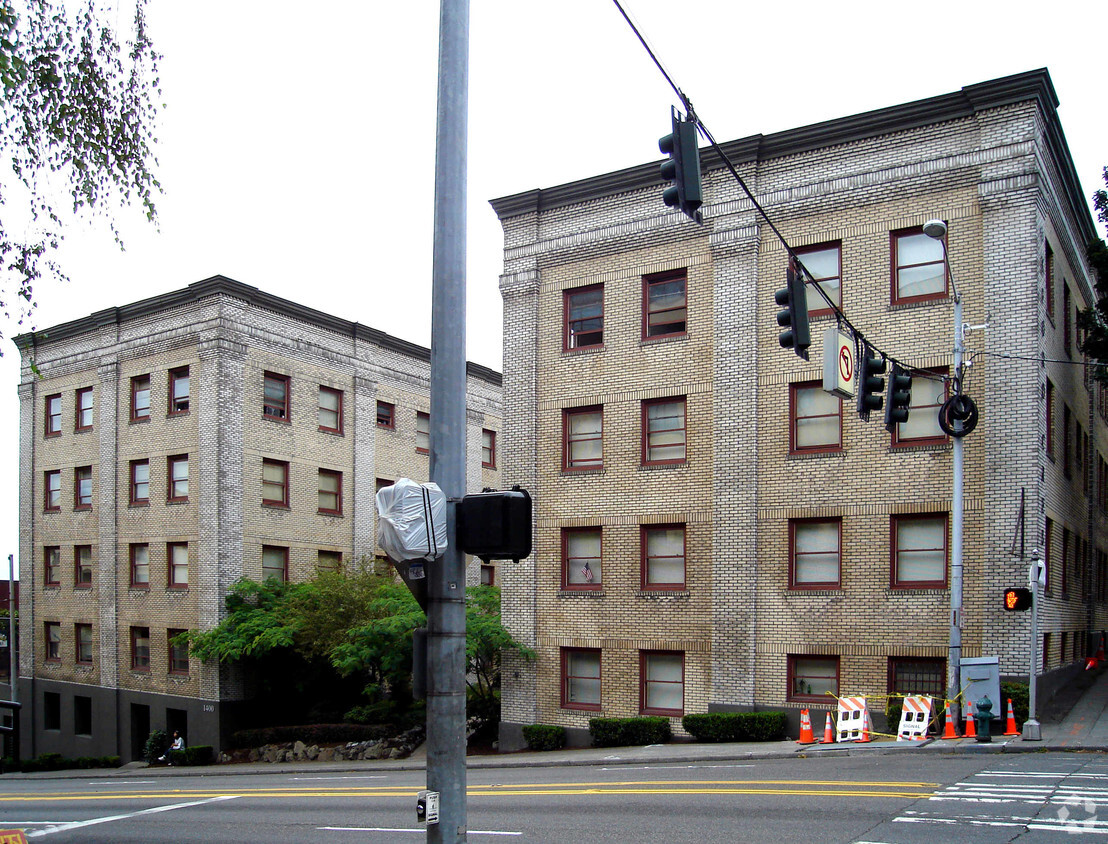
[923,219,964,726]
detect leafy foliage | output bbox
[142,728,167,764]
[522,724,566,751]
[681,711,787,742]
[1079,167,1108,377]
[0,0,161,340]
[588,716,672,747]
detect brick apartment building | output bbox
[13,276,502,760]
[491,69,1104,749]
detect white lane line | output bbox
[25,795,238,838]
[85,780,156,786]
[321,828,521,836]
[599,764,755,771]
[290,775,388,781]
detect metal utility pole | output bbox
[948,290,964,723]
[1023,552,1043,740]
[426,0,469,841]
[7,554,15,703]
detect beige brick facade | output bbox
[494,70,1104,748]
[14,276,501,759]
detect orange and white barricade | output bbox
[896,695,933,741]
[836,696,868,742]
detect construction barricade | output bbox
[896,695,932,741]
[836,696,868,742]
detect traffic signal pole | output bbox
[427,0,469,840]
[948,291,964,729]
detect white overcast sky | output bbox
[2,0,1104,578]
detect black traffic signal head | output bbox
[884,365,913,431]
[775,258,811,360]
[457,486,532,562]
[856,349,886,416]
[658,110,703,223]
[1003,587,1033,611]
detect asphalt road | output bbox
[4,751,1108,842]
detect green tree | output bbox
[1079,167,1108,374]
[0,0,160,340]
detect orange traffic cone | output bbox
[942,703,960,739]
[1003,699,1020,736]
[797,709,816,744]
[963,700,977,739]
[1096,635,1106,663]
[856,709,871,743]
[821,711,835,743]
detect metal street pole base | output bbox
[1021,719,1042,741]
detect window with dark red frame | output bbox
[130,543,150,588]
[788,654,839,702]
[263,372,290,420]
[130,459,149,505]
[168,366,190,415]
[44,546,60,586]
[641,524,685,589]
[74,545,92,587]
[75,387,94,431]
[167,455,188,502]
[563,527,602,589]
[45,393,61,436]
[888,657,945,697]
[790,518,841,589]
[262,545,288,581]
[891,513,948,588]
[416,411,430,454]
[76,623,93,665]
[130,375,150,422]
[482,429,496,468]
[480,564,494,585]
[74,465,92,509]
[796,242,841,316]
[642,270,687,340]
[319,386,343,433]
[168,542,188,588]
[561,647,601,710]
[564,406,602,470]
[375,399,394,430]
[262,459,289,507]
[45,621,61,662]
[640,651,684,716]
[168,629,189,674]
[131,626,150,670]
[892,369,948,447]
[790,382,841,453]
[892,227,946,304]
[564,284,603,350]
[44,469,61,511]
[642,398,686,465]
[318,468,342,515]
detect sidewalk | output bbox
[6,669,1108,781]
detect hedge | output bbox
[1001,682,1029,728]
[588,716,671,748]
[522,724,566,752]
[681,711,787,743]
[230,724,393,748]
[167,746,214,766]
[3,753,121,773]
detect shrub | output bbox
[168,746,213,766]
[522,724,566,751]
[681,712,787,742]
[588,716,671,748]
[230,723,393,749]
[144,729,169,764]
[6,753,122,773]
[1001,682,1029,728]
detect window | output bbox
[564,406,602,470]
[130,459,149,505]
[319,386,343,433]
[892,227,946,304]
[375,399,394,430]
[44,546,60,586]
[797,242,841,316]
[563,528,602,589]
[263,372,290,420]
[790,519,841,589]
[790,382,841,452]
[643,270,687,339]
[318,469,342,515]
[1046,379,1055,459]
[74,465,93,509]
[74,545,92,587]
[131,626,150,670]
[75,624,93,665]
[130,375,150,422]
[640,651,684,716]
[317,550,342,572]
[893,370,947,446]
[43,691,61,730]
[168,366,190,414]
[262,545,288,581]
[262,459,289,507]
[642,398,687,465]
[641,525,685,589]
[75,387,94,431]
[45,393,61,436]
[561,648,601,710]
[167,455,188,502]
[480,564,494,585]
[1045,518,1054,594]
[44,469,61,511]
[1043,632,1052,671]
[168,543,188,588]
[564,284,603,350]
[168,629,189,674]
[888,657,945,697]
[45,621,61,662]
[130,543,150,587]
[74,695,92,736]
[1045,242,1055,320]
[1062,528,1070,596]
[1061,632,1069,665]
[892,514,948,588]
[789,655,839,701]
[1064,285,1073,358]
[1064,403,1072,478]
[416,411,430,454]
[482,429,496,469]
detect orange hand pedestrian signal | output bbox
[1003,587,1032,611]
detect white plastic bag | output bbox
[376,478,448,562]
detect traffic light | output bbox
[1003,587,1033,611]
[856,348,886,416]
[775,258,811,360]
[884,364,913,431]
[658,109,703,223]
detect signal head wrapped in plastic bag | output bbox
[376,478,448,562]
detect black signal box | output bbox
[457,486,532,562]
